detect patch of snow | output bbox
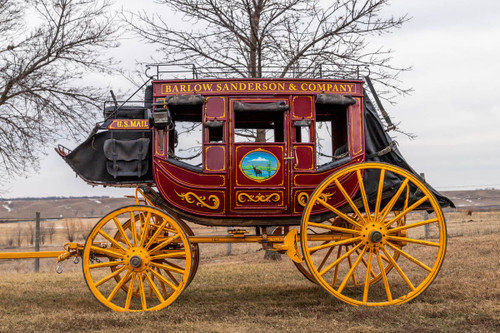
[2,204,12,212]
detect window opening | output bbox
[207,125,224,143]
[315,104,348,167]
[234,110,284,143]
[294,120,312,143]
[168,106,203,167]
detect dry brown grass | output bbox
[0,212,498,332]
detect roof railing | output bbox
[145,63,369,81]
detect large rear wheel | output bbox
[301,163,447,306]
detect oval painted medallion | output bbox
[240,150,279,181]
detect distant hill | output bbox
[1,190,499,222]
[0,197,132,221]
[442,189,500,210]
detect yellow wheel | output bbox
[111,218,199,294]
[301,163,447,306]
[294,215,401,286]
[83,205,192,312]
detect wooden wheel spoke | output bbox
[387,236,441,247]
[332,246,342,286]
[309,236,362,253]
[355,248,377,279]
[163,267,180,286]
[89,260,124,270]
[150,261,185,275]
[137,273,147,310]
[113,217,132,248]
[308,221,360,235]
[337,246,367,293]
[154,267,174,297]
[162,260,185,270]
[150,250,186,260]
[388,218,439,233]
[379,178,410,222]
[383,196,429,227]
[376,248,392,302]
[374,169,385,221]
[94,265,127,287]
[145,219,170,249]
[125,273,137,310]
[318,246,335,271]
[149,235,181,255]
[309,240,332,255]
[319,242,363,276]
[362,249,374,304]
[334,179,368,225]
[139,212,152,247]
[316,198,364,229]
[356,169,372,220]
[386,242,432,272]
[150,267,178,291]
[381,246,415,291]
[347,252,358,285]
[107,270,131,302]
[90,245,124,259]
[156,267,169,298]
[130,212,138,246]
[144,270,166,303]
[98,229,127,252]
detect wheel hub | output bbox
[129,255,142,268]
[370,230,383,243]
[125,247,151,271]
[361,223,387,248]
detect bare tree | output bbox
[64,219,76,242]
[16,224,22,247]
[0,0,120,185]
[126,0,411,260]
[27,223,35,246]
[126,0,410,98]
[47,224,57,244]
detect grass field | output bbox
[0,211,498,332]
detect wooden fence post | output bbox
[226,227,232,255]
[419,173,430,238]
[35,212,40,272]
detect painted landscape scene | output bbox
[241,151,278,180]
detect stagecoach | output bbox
[1,66,454,311]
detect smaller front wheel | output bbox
[82,205,192,312]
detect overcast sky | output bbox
[3,0,500,198]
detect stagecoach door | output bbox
[230,98,290,212]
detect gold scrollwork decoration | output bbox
[237,192,281,204]
[175,191,220,210]
[297,191,335,207]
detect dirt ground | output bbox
[0,210,498,332]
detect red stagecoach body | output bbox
[59,76,454,226]
[61,77,393,226]
[0,72,454,311]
